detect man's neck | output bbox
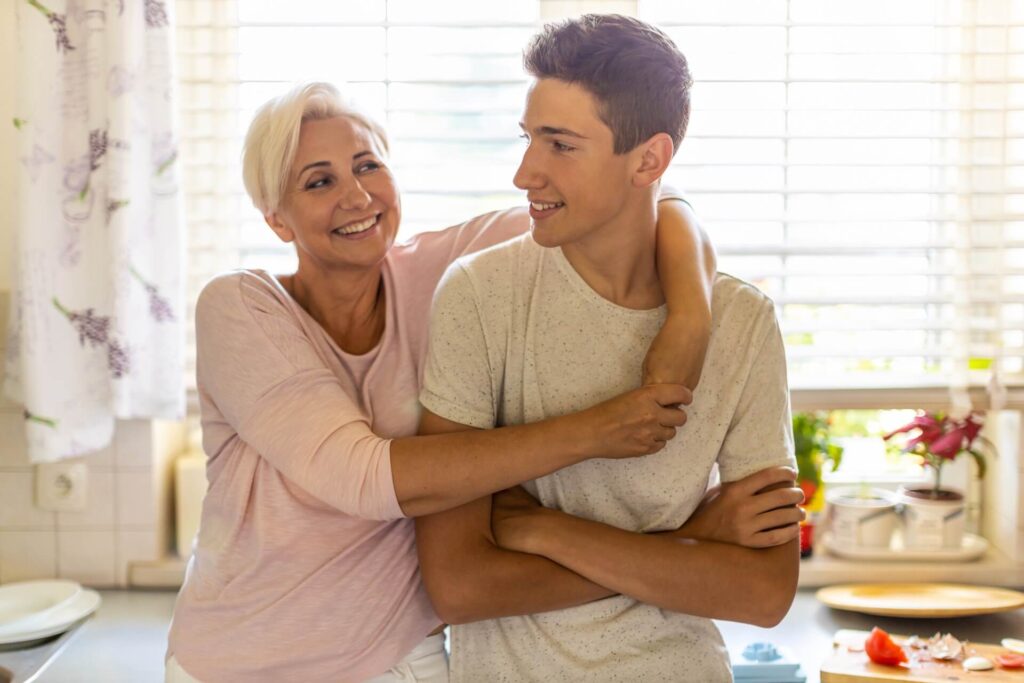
[559,194,664,310]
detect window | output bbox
[176,0,539,386]
[177,0,1024,396]
[642,0,1024,393]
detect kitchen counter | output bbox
[8,588,1024,682]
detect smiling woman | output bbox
[163,81,722,682]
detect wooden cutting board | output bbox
[821,629,1024,682]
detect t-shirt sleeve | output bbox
[419,262,498,429]
[195,273,403,521]
[715,307,796,483]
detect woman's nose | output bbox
[338,178,371,210]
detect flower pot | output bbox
[896,485,965,550]
[825,487,899,549]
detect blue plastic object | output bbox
[731,641,807,683]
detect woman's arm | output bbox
[198,272,689,521]
[391,382,690,517]
[645,197,717,389]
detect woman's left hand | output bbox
[491,485,547,554]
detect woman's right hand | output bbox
[576,384,692,459]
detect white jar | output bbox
[826,487,899,549]
[897,485,965,550]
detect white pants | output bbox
[363,633,449,683]
[165,633,448,683]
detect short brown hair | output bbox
[523,14,692,155]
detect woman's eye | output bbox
[357,161,381,173]
[306,177,330,190]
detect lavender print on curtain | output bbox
[5,0,184,462]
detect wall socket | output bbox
[35,461,88,512]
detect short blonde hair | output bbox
[241,82,390,215]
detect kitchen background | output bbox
[2,0,1024,591]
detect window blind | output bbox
[177,0,1023,395]
[175,0,540,386]
[640,0,1024,393]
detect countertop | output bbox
[5,588,1024,682]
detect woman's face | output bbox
[266,116,401,275]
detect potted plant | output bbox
[793,412,843,509]
[883,411,993,550]
[792,412,843,556]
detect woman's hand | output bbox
[571,384,692,460]
[491,485,548,554]
[642,313,711,390]
[672,466,805,548]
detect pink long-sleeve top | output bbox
[166,209,527,682]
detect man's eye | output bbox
[553,141,575,152]
[519,133,530,143]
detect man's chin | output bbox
[529,221,566,249]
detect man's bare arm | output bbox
[414,409,615,625]
[496,504,799,627]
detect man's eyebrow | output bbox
[518,122,588,139]
[298,151,373,176]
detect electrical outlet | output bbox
[35,461,88,512]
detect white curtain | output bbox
[5,0,184,462]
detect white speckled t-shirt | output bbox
[421,234,795,683]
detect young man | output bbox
[416,15,800,681]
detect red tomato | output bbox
[865,627,908,667]
[997,653,1024,669]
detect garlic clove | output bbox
[963,656,994,671]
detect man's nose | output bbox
[513,147,543,190]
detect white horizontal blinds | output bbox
[230,0,538,268]
[176,0,539,387]
[641,0,1024,391]
[176,0,241,388]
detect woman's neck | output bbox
[282,263,386,355]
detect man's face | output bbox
[514,78,633,248]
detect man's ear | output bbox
[264,212,296,244]
[631,132,675,188]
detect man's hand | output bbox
[491,485,546,555]
[641,314,711,390]
[672,466,805,548]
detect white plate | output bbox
[0,580,81,633]
[820,530,988,562]
[0,589,100,646]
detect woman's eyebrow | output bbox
[299,160,331,175]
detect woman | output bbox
[164,82,743,682]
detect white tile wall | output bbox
[0,409,30,468]
[116,529,160,587]
[58,530,117,586]
[0,471,56,528]
[56,467,116,529]
[0,530,57,583]
[116,470,157,528]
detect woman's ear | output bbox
[631,132,675,188]
[264,212,295,243]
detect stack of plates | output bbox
[0,580,101,646]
